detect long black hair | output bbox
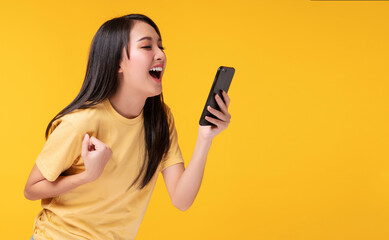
[45,14,170,189]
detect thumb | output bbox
[82,133,90,155]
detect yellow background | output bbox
[1,0,388,239]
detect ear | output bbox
[118,47,129,73]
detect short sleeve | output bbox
[160,107,184,172]
[35,119,84,182]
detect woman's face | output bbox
[118,20,166,98]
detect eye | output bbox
[141,46,165,51]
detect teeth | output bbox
[150,67,163,72]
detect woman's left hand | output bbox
[198,91,231,141]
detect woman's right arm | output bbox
[24,134,112,201]
[24,164,89,200]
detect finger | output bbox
[207,106,230,122]
[215,94,228,114]
[81,134,90,156]
[205,116,227,128]
[222,91,230,108]
[89,136,106,150]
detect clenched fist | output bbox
[81,134,112,183]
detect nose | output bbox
[154,47,165,61]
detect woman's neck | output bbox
[108,89,146,119]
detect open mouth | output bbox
[149,67,162,80]
[149,71,161,79]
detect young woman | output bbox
[24,14,231,240]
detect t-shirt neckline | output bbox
[103,99,143,125]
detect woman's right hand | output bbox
[81,134,112,183]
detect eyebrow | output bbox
[137,36,162,42]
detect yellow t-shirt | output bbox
[32,99,184,240]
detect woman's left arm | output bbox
[162,91,231,211]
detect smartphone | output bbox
[199,66,235,126]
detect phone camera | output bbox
[222,68,226,72]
